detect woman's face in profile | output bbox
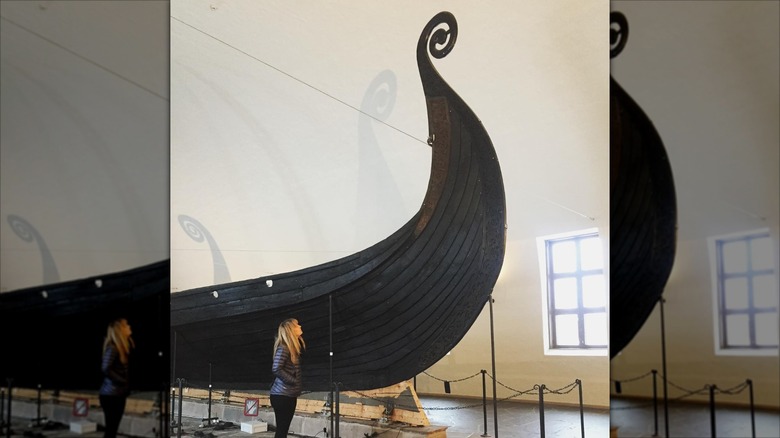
[120,319,132,337]
[292,320,302,337]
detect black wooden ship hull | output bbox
[170,12,507,392]
[0,260,170,391]
[610,12,678,358]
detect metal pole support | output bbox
[709,384,717,438]
[577,379,584,438]
[480,370,490,437]
[538,384,546,438]
[747,379,755,438]
[652,369,658,437]
[177,378,185,438]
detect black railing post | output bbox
[6,379,13,438]
[0,387,4,431]
[481,370,489,437]
[652,369,658,437]
[538,384,546,438]
[329,294,334,438]
[177,378,184,438]
[659,296,670,438]
[709,384,716,438]
[577,379,584,438]
[747,379,755,438]
[489,296,498,438]
[170,388,176,433]
[334,383,340,438]
[36,384,42,426]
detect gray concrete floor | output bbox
[610,396,780,438]
[5,396,777,437]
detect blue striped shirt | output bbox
[270,345,302,397]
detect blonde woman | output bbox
[270,318,305,438]
[99,318,134,438]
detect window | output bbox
[710,229,778,355]
[538,229,607,355]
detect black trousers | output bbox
[270,394,297,437]
[99,394,127,438]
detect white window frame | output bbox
[537,228,608,357]
[708,228,779,357]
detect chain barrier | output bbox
[610,369,754,409]
[609,369,758,437]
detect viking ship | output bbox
[0,259,170,391]
[610,11,678,358]
[171,11,507,392]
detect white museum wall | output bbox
[609,1,780,409]
[0,1,169,292]
[170,1,610,407]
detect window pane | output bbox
[555,314,579,346]
[584,313,608,346]
[755,313,779,347]
[582,274,606,308]
[753,275,778,308]
[553,278,578,309]
[580,237,603,270]
[724,278,749,309]
[551,240,577,273]
[751,236,773,271]
[725,314,750,346]
[722,241,748,273]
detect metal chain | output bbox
[610,370,653,384]
[422,370,482,383]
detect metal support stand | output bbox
[709,384,716,438]
[6,379,13,438]
[176,378,184,438]
[329,294,334,437]
[334,383,340,438]
[538,384,546,438]
[36,384,42,426]
[748,379,755,438]
[488,295,498,438]
[481,370,490,437]
[659,296,670,438]
[577,379,584,438]
[652,369,658,437]
[158,385,166,438]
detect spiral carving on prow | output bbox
[425,12,458,59]
[610,11,628,59]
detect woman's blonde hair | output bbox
[273,318,305,364]
[103,318,134,364]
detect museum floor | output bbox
[5,394,779,437]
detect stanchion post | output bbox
[334,383,340,438]
[480,370,489,437]
[659,296,670,438]
[652,369,658,437]
[488,296,499,438]
[170,388,176,431]
[0,387,4,430]
[708,384,716,438]
[6,378,13,438]
[329,294,334,437]
[747,379,755,438]
[577,379,584,438]
[36,384,41,426]
[538,384,546,438]
[177,378,184,438]
[207,363,213,425]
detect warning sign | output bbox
[244,398,259,416]
[72,398,89,417]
